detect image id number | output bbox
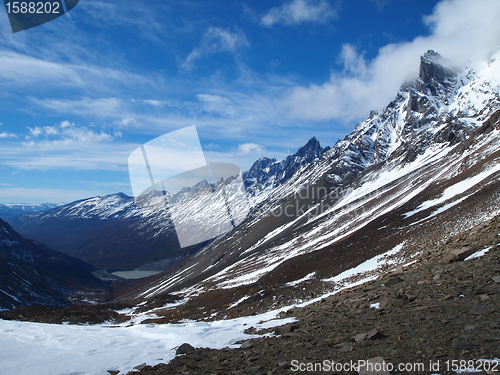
[5,2,60,14]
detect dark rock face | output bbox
[0,218,107,310]
[323,51,480,187]
[416,50,458,100]
[175,343,195,355]
[243,137,329,195]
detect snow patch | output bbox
[0,289,20,302]
[285,272,316,287]
[322,243,405,285]
[227,295,251,309]
[0,309,296,375]
[464,247,491,261]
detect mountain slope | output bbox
[116,51,500,315]
[0,218,107,310]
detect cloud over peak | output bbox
[279,0,500,122]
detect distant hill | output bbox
[0,203,58,220]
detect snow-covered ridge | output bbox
[132,50,500,299]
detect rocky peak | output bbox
[324,50,500,186]
[294,136,326,160]
[416,50,458,99]
[243,137,329,195]
[247,157,277,176]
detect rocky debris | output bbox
[353,329,385,344]
[128,214,500,375]
[391,265,404,275]
[383,277,404,287]
[0,302,132,325]
[175,343,195,355]
[443,247,478,263]
[273,323,298,335]
[239,340,254,350]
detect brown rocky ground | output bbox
[0,301,133,325]
[126,215,500,375]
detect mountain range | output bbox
[114,50,500,316]
[3,50,500,316]
[0,203,58,220]
[6,135,329,272]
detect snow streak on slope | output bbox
[322,242,405,284]
[404,162,500,218]
[133,51,500,300]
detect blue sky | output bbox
[0,0,499,203]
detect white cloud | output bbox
[204,143,220,150]
[0,141,133,171]
[0,50,155,95]
[0,122,15,138]
[114,117,139,128]
[236,143,266,156]
[197,94,236,116]
[33,97,123,117]
[25,121,114,147]
[0,132,16,138]
[339,44,369,77]
[279,0,500,121]
[261,0,338,27]
[143,99,167,107]
[168,138,187,147]
[180,27,249,71]
[368,0,393,11]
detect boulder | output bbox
[443,247,477,263]
[176,343,195,355]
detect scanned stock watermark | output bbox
[128,125,249,249]
[128,126,372,248]
[3,0,78,33]
[290,358,499,373]
[269,184,367,221]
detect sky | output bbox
[0,0,499,204]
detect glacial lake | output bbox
[112,270,162,280]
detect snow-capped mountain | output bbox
[7,138,329,272]
[0,218,106,310]
[324,50,498,186]
[8,51,500,316]
[117,51,500,315]
[243,137,329,196]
